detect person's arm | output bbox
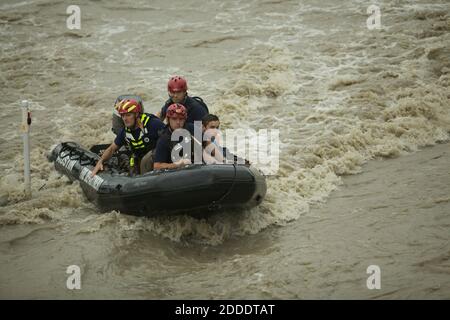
[153,161,187,170]
[153,135,191,170]
[203,149,219,164]
[91,142,119,176]
[203,142,224,163]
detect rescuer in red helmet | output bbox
[92,98,165,176]
[158,76,209,124]
[153,103,202,170]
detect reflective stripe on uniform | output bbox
[141,114,150,126]
[124,114,151,151]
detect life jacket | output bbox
[124,113,158,155]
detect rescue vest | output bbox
[124,113,158,154]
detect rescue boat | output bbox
[48,142,267,216]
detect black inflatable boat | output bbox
[48,142,267,216]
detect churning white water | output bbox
[0,0,449,298]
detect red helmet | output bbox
[116,99,142,114]
[168,76,188,93]
[166,103,187,119]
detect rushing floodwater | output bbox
[0,0,449,298]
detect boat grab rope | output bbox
[58,143,98,167]
[208,163,237,211]
[58,143,128,174]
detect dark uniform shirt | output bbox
[114,113,165,158]
[153,123,195,164]
[160,96,208,124]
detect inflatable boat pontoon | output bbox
[48,142,267,216]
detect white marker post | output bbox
[21,100,31,199]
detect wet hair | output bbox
[202,114,219,127]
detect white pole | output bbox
[21,100,31,198]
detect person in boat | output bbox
[153,103,202,170]
[91,98,165,176]
[157,76,209,124]
[202,114,251,165]
[111,94,144,135]
[202,114,225,164]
